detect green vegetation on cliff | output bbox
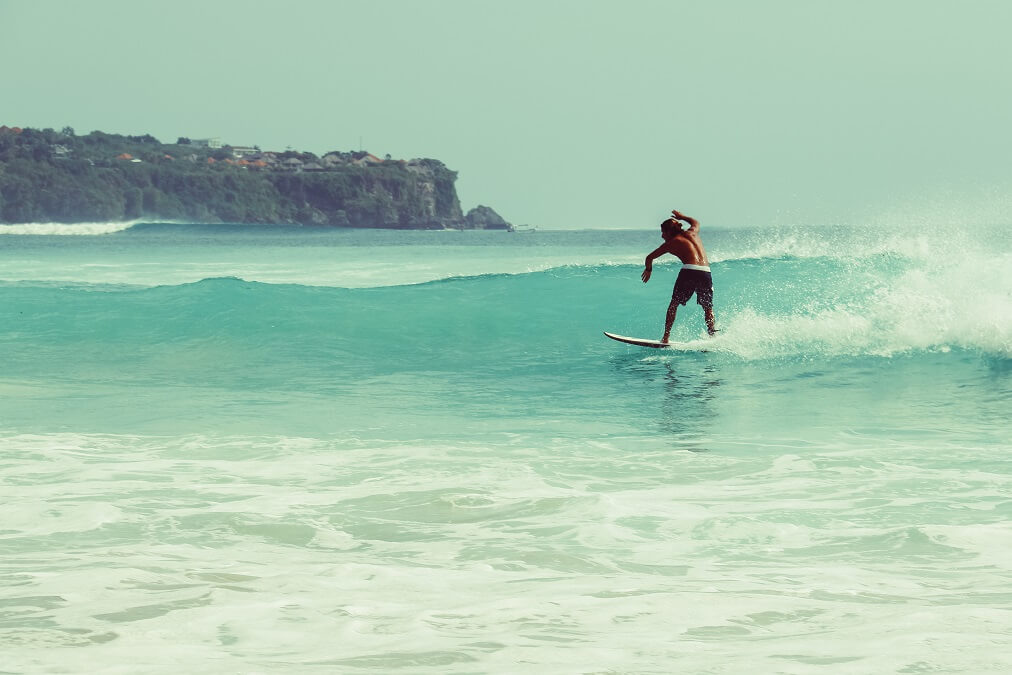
[0,126,510,229]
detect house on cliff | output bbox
[321,153,347,167]
[351,152,383,167]
[230,146,259,158]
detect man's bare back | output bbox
[640,209,709,281]
[640,208,717,339]
[663,227,709,266]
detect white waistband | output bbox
[682,264,711,272]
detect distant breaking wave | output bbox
[0,221,142,235]
[0,220,306,236]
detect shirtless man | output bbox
[641,208,716,341]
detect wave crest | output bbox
[0,221,141,235]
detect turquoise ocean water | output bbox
[1,222,1009,673]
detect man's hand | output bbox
[671,208,698,232]
[641,266,652,283]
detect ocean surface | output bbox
[1,221,1009,673]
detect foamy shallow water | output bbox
[3,432,1010,673]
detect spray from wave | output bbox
[684,246,1012,360]
[711,221,1010,265]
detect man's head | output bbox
[660,218,683,240]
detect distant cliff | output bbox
[0,126,511,229]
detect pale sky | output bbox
[2,0,1011,228]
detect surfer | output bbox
[641,208,716,340]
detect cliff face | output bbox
[266,161,464,228]
[0,127,510,229]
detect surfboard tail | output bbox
[603,331,670,348]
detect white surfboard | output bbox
[603,331,671,349]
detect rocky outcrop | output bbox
[464,205,512,230]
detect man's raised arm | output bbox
[671,208,699,233]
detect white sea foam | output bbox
[0,220,141,235]
[680,246,1012,359]
[2,431,1010,673]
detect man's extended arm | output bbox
[671,208,699,233]
[641,243,669,283]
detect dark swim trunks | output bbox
[671,266,714,309]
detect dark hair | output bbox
[660,218,681,237]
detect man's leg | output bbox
[697,276,716,336]
[662,300,678,342]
